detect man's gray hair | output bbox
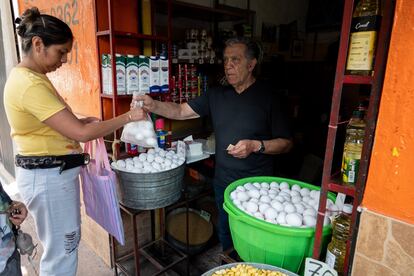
[224,37,262,63]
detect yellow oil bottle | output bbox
[325,204,353,275]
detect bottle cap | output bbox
[342,204,353,214]
[155,118,165,130]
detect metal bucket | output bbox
[112,163,185,210]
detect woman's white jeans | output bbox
[16,167,81,276]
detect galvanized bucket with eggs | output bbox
[110,148,186,210]
[223,176,337,273]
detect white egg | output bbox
[279,182,290,190]
[237,186,246,192]
[270,200,284,212]
[152,162,161,170]
[232,199,241,206]
[269,181,279,189]
[178,157,185,164]
[164,159,172,166]
[134,161,143,168]
[138,153,147,162]
[158,150,166,157]
[146,138,157,147]
[237,192,249,202]
[259,195,271,203]
[303,215,317,227]
[308,200,319,209]
[300,188,311,197]
[265,218,275,223]
[284,203,296,214]
[125,163,134,171]
[247,189,260,199]
[291,184,301,192]
[244,183,254,190]
[111,161,117,168]
[264,208,278,220]
[125,158,134,164]
[279,191,291,198]
[260,182,270,189]
[147,149,155,155]
[324,216,331,226]
[154,156,163,164]
[268,193,276,200]
[164,165,171,171]
[172,154,178,159]
[238,205,245,212]
[135,133,144,140]
[258,203,270,214]
[294,204,305,214]
[252,182,261,189]
[132,167,142,173]
[242,202,249,209]
[165,155,172,160]
[310,190,320,199]
[116,160,126,168]
[303,208,317,217]
[282,195,291,203]
[259,189,269,196]
[276,212,287,224]
[291,196,302,204]
[302,196,311,203]
[245,202,258,213]
[290,190,301,197]
[275,195,286,203]
[230,191,238,200]
[268,189,278,195]
[249,198,259,203]
[146,154,155,163]
[286,213,303,227]
[170,163,178,169]
[254,212,264,220]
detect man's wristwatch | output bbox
[256,140,265,153]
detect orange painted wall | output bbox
[17,0,100,118]
[362,0,414,224]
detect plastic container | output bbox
[202,262,298,276]
[112,162,185,210]
[224,176,336,274]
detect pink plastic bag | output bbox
[80,138,125,245]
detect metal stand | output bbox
[110,204,188,276]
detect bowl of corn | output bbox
[202,262,299,276]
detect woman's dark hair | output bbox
[15,7,73,53]
[224,37,263,63]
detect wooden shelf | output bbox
[97,30,168,41]
[171,58,222,65]
[328,182,356,197]
[100,94,132,99]
[154,0,254,22]
[343,75,373,85]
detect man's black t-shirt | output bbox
[187,81,291,187]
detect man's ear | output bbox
[31,36,44,54]
[248,58,257,72]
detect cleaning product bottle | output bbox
[341,105,366,186]
[325,204,353,275]
[155,118,168,149]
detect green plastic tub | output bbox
[224,176,335,274]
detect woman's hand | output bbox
[127,107,147,122]
[8,201,28,226]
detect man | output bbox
[135,37,292,251]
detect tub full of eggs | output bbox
[111,148,186,210]
[223,176,337,274]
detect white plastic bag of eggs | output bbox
[111,148,186,173]
[121,119,158,148]
[230,181,339,228]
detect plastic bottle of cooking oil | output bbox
[325,204,353,275]
[341,106,366,186]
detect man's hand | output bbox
[131,95,155,112]
[227,139,260,159]
[8,201,28,226]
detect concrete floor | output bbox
[1,176,224,276]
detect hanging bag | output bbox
[80,138,125,245]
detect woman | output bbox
[3,7,146,276]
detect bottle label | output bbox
[342,155,360,185]
[325,249,336,269]
[346,15,381,71]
